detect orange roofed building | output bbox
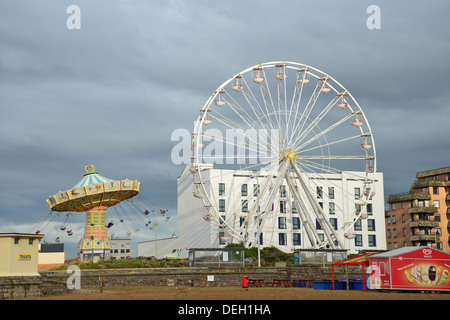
[386,167,450,252]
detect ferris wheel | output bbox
[190,61,376,250]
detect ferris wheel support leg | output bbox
[284,169,321,248]
[244,161,289,248]
[291,164,344,250]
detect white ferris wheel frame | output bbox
[190,61,377,250]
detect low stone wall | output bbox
[0,276,41,299]
[0,265,362,298]
[38,265,360,295]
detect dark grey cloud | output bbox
[1,0,449,257]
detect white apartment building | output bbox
[138,164,386,258]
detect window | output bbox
[14,238,20,245]
[367,203,373,215]
[292,217,300,229]
[434,200,440,208]
[355,235,363,247]
[278,217,286,229]
[433,187,439,195]
[242,200,248,212]
[391,203,396,210]
[241,184,247,196]
[316,219,323,230]
[367,219,376,231]
[368,235,377,247]
[280,185,286,198]
[279,233,287,245]
[387,229,391,238]
[354,220,362,231]
[253,184,260,196]
[280,200,286,213]
[317,187,323,199]
[330,218,338,230]
[218,183,225,196]
[392,215,396,224]
[328,187,335,199]
[354,187,361,200]
[28,238,34,245]
[219,199,225,212]
[293,233,301,246]
[329,202,335,215]
[292,202,298,214]
[219,231,226,245]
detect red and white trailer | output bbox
[368,246,450,291]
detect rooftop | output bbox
[0,232,44,238]
[416,166,450,179]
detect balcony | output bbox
[410,234,440,242]
[408,206,438,214]
[409,220,440,228]
[411,180,450,189]
[387,192,431,203]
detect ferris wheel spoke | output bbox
[298,159,371,187]
[297,134,362,155]
[258,71,284,141]
[300,155,367,161]
[290,96,340,149]
[204,115,273,157]
[296,158,343,175]
[208,101,278,153]
[286,79,306,142]
[289,80,322,138]
[240,76,277,131]
[222,87,270,132]
[293,113,354,152]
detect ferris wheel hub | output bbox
[281,148,299,164]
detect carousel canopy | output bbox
[46,165,140,212]
[73,168,111,188]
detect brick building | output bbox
[386,167,450,252]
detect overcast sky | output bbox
[1,0,449,257]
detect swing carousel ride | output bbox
[27,165,170,261]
